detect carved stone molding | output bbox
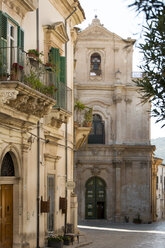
[44,153,61,163]
[0,82,56,118]
[3,0,38,18]
[44,109,71,129]
[0,89,19,104]
[113,94,123,104]
[124,97,132,104]
[112,160,122,168]
[90,166,101,176]
[43,22,68,61]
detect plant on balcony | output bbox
[74,100,87,126]
[0,54,8,80]
[10,63,24,80]
[83,107,93,127]
[24,71,57,97]
[47,235,63,248]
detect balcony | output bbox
[74,102,92,150]
[0,47,71,122]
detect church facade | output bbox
[74,17,155,223]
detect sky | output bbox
[78,0,165,139]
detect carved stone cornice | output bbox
[0,82,56,118]
[44,108,71,128]
[48,0,85,26]
[44,153,61,162]
[3,0,38,18]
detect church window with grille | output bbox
[90,53,101,76]
[88,114,105,144]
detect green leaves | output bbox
[129,0,165,126]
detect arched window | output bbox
[85,176,106,219]
[90,53,101,76]
[1,152,15,176]
[88,114,105,144]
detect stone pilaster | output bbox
[113,160,122,222]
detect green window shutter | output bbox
[0,11,7,42]
[49,47,60,82]
[17,26,24,66]
[60,56,66,84]
[0,11,7,75]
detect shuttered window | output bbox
[0,11,7,74]
[60,56,66,84]
[17,26,24,66]
[47,175,55,231]
[49,47,66,84]
[49,47,60,82]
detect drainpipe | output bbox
[36,1,40,247]
[64,6,77,234]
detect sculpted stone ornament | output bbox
[90,166,101,176]
[0,82,56,118]
[113,94,123,104]
[0,89,19,104]
[44,110,70,128]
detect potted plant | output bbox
[74,100,86,126]
[83,107,93,127]
[47,235,63,248]
[10,63,23,80]
[27,49,43,67]
[27,49,40,59]
[63,236,71,246]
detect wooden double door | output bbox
[85,177,106,219]
[0,185,13,248]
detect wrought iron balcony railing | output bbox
[0,46,72,113]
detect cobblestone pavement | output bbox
[77,220,165,248]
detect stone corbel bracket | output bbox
[44,108,71,128]
[0,82,56,118]
[75,126,91,150]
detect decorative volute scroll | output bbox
[3,0,38,17]
[0,82,56,118]
[75,126,91,150]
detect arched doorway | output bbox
[85,177,106,219]
[88,114,105,144]
[0,152,14,248]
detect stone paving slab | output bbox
[77,220,165,248]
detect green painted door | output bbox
[85,177,106,219]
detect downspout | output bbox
[64,6,77,234]
[36,1,40,247]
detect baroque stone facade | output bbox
[74,17,155,223]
